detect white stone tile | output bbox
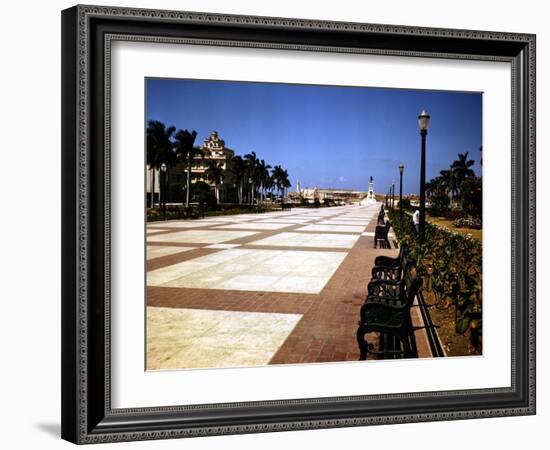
[148,220,224,228]
[270,276,327,293]
[362,232,375,237]
[146,246,193,260]
[318,220,370,226]
[147,229,258,244]
[146,307,303,370]
[249,232,359,249]
[297,224,365,233]
[147,261,209,285]
[147,248,347,294]
[256,218,312,224]
[212,222,295,230]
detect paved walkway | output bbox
[146,203,430,370]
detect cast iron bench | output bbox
[374,220,392,248]
[371,244,409,281]
[356,261,422,360]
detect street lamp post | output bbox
[391,180,395,210]
[418,110,430,242]
[160,163,167,218]
[399,164,404,222]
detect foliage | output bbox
[271,165,291,199]
[228,155,246,204]
[205,161,225,204]
[453,217,482,230]
[173,129,200,209]
[388,209,482,352]
[399,198,411,211]
[147,120,292,209]
[146,120,176,208]
[191,181,218,210]
[425,151,481,219]
[460,177,482,219]
[429,191,450,216]
[147,204,287,222]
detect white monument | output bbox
[360,176,377,205]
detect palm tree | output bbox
[451,151,476,206]
[264,170,275,201]
[272,165,291,201]
[280,169,291,200]
[244,151,259,205]
[425,178,439,199]
[451,152,476,185]
[229,155,245,204]
[173,129,199,209]
[146,120,175,208]
[439,168,459,207]
[271,165,283,199]
[257,159,272,203]
[205,161,225,204]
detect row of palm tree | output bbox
[146,119,291,208]
[425,151,477,208]
[146,120,199,209]
[228,154,291,206]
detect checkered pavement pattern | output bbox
[146,204,431,370]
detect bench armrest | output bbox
[359,302,410,327]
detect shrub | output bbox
[388,209,482,352]
[453,217,482,229]
[399,198,411,211]
[461,177,482,220]
[192,181,218,211]
[442,209,466,220]
[428,192,450,216]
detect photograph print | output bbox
[145,78,483,371]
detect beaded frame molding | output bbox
[61,4,536,444]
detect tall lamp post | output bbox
[391,180,395,210]
[418,110,430,242]
[399,164,404,222]
[160,163,167,218]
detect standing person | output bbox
[413,209,420,234]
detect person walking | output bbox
[413,209,420,234]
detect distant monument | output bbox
[360,176,377,205]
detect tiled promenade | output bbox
[146,203,432,370]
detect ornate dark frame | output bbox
[61,4,536,444]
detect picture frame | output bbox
[61,4,536,444]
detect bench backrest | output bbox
[400,262,422,307]
[398,244,408,262]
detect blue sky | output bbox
[146,78,482,194]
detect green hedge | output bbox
[388,209,482,351]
